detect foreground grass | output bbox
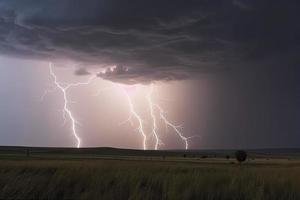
[0,159,299,200]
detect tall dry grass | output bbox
[0,159,299,200]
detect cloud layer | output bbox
[0,0,299,83]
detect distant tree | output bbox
[235,150,247,163]
[226,155,230,160]
[201,155,207,159]
[183,154,187,158]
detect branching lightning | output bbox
[48,63,96,148]
[121,86,148,150]
[146,84,162,150]
[43,64,194,150]
[147,84,190,150]
[154,103,189,150]
[117,83,192,150]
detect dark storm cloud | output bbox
[74,68,90,76]
[0,0,299,83]
[98,65,189,85]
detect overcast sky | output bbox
[0,0,299,149]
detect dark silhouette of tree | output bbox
[235,150,247,163]
[183,154,187,158]
[226,155,230,159]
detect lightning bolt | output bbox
[42,63,196,150]
[92,83,148,149]
[154,103,189,150]
[95,82,192,150]
[146,84,192,150]
[48,63,96,148]
[121,86,147,150]
[147,84,162,150]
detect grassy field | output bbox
[0,147,300,200]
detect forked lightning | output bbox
[48,63,96,148]
[45,64,193,149]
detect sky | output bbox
[0,0,299,149]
